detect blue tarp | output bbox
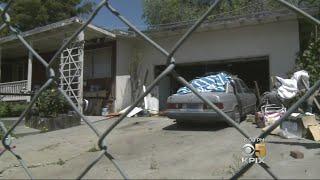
[177,72,232,94]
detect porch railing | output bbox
[0,80,28,101]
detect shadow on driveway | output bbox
[163,121,229,132]
[267,140,320,149]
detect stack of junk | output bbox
[247,70,320,141]
[103,84,160,119]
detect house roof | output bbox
[142,6,318,38]
[0,4,317,59]
[0,17,116,59]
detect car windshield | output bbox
[176,72,232,94]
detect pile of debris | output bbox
[249,111,320,141]
[103,86,160,119]
[249,70,320,141]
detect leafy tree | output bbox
[142,0,272,26]
[296,34,320,85]
[142,0,319,26]
[142,0,219,26]
[0,0,95,33]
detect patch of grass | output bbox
[0,124,15,141]
[150,158,158,170]
[56,158,65,166]
[87,144,99,152]
[0,102,28,117]
[40,126,49,133]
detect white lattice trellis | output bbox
[59,32,84,112]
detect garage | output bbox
[155,56,269,110]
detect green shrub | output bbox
[0,102,28,117]
[0,88,70,118]
[11,103,28,117]
[0,102,9,117]
[34,88,70,117]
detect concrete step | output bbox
[13,126,41,137]
[0,117,25,127]
[0,118,40,137]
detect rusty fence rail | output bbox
[0,0,319,179]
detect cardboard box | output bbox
[281,114,320,140]
[308,125,320,141]
[301,115,318,128]
[280,115,306,138]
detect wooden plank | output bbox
[254,81,261,105]
[309,125,320,141]
[302,115,318,128]
[84,90,108,98]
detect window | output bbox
[239,79,251,93]
[233,79,243,93]
[17,63,27,81]
[226,83,234,93]
[1,63,12,82]
[84,47,112,80]
[1,62,27,82]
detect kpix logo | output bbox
[241,143,266,164]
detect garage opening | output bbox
[155,56,269,110]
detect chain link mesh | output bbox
[0,0,319,179]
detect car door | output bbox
[232,79,247,115]
[238,79,256,114]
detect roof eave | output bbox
[0,17,116,45]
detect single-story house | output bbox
[0,6,317,114]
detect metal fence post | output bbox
[0,0,319,179]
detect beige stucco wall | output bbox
[115,19,300,111]
[114,38,133,111]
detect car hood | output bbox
[167,92,227,104]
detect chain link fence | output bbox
[0,0,319,179]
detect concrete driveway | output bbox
[0,116,320,179]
